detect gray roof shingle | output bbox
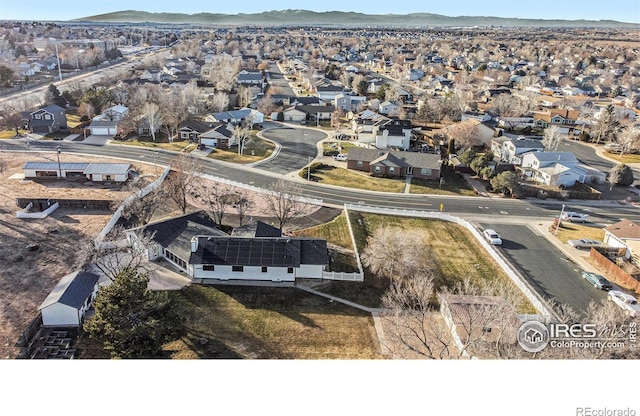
[39,271,99,310]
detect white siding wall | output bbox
[41,304,80,327]
[296,264,324,279]
[193,265,296,282]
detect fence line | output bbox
[94,167,170,246]
[343,204,364,276]
[344,203,557,322]
[322,271,364,281]
[201,173,323,206]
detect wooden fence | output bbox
[590,248,640,294]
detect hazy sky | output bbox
[1,0,639,23]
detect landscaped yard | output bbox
[207,137,274,163]
[310,165,406,193]
[323,141,357,154]
[0,129,24,139]
[115,135,196,152]
[410,171,477,196]
[160,285,383,359]
[315,212,536,313]
[601,151,640,164]
[65,113,83,128]
[550,222,605,244]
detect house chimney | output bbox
[191,237,199,253]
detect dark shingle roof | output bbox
[232,221,282,238]
[39,271,99,310]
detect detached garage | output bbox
[38,271,100,327]
[88,120,119,136]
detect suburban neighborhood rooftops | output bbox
[38,271,100,310]
[526,152,578,163]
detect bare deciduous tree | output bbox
[165,153,203,214]
[234,124,252,155]
[141,102,162,142]
[192,182,235,226]
[261,180,305,230]
[230,193,255,226]
[80,226,155,282]
[542,125,563,151]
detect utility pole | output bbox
[54,43,62,82]
[56,146,62,179]
[307,156,311,181]
[554,204,566,236]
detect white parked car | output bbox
[561,212,589,223]
[333,154,348,161]
[608,290,640,317]
[483,229,502,245]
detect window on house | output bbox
[357,161,363,167]
[35,114,41,119]
[44,115,51,120]
[232,266,244,272]
[389,167,395,173]
[203,265,215,271]
[287,268,294,274]
[261,266,268,273]
[421,168,431,175]
[374,166,381,173]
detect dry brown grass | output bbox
[0,151,159,359]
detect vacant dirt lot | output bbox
[0,151,158,359]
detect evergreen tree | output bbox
[83,268,183,358]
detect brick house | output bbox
[347,148,442,179]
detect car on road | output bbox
[608,290,640,317]
[333,154,348,161]
[483,229,502,245]
[567,239,604,249]
[581,271,613,290]
[561,212,589,223]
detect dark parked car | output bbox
[581,271,613,290]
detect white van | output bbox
[333,154,348,161]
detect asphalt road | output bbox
[267,62,296,97]
[255,127,327,174]
[481,223,608,315]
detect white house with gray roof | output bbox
[521,152,605,187]
[38,271,100,327]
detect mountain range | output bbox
[74,9,636,28]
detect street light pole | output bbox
[56,146,62,179]
[554,204,566,236]
[307,156,311,181]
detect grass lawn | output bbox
[0,129,24,139]
[601,152,640,164]
[291,213,353,250]
[117,135,196,152]
[291,213,359,273]
[410,172,477,196]
[208,137,275,164]
[311,165,405,193]
[323,141,357,154]
[550,222,605,244]
[320,212,537,313]
[163,285,383,359]
[66,113,83,128]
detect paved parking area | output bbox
[256,127,327,174]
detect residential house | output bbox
[378,101,400,116]
[316,84,346,102]
[26,105,67,134]
[38,271,100,327]
[351,110,390,133]
[237,69,264,86]
[289,96,324,106]
[285,105,336,123]
[334,93,367,112]
[89,104,129,136]
[433,119,496,148]
[177,120,214,141]
[520,152,605,187]
[206,108,264,126]
[491,136,510,160]
[130,211,227,273]
[135,114,162,138]
[189,234,328,283]
[603,219,640,263]
[357,118,412,150]
[347,148,441,179]
[198,122,235,150]
[533,109,579,129]
[500,138,545,165]
[282,107,307,122]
